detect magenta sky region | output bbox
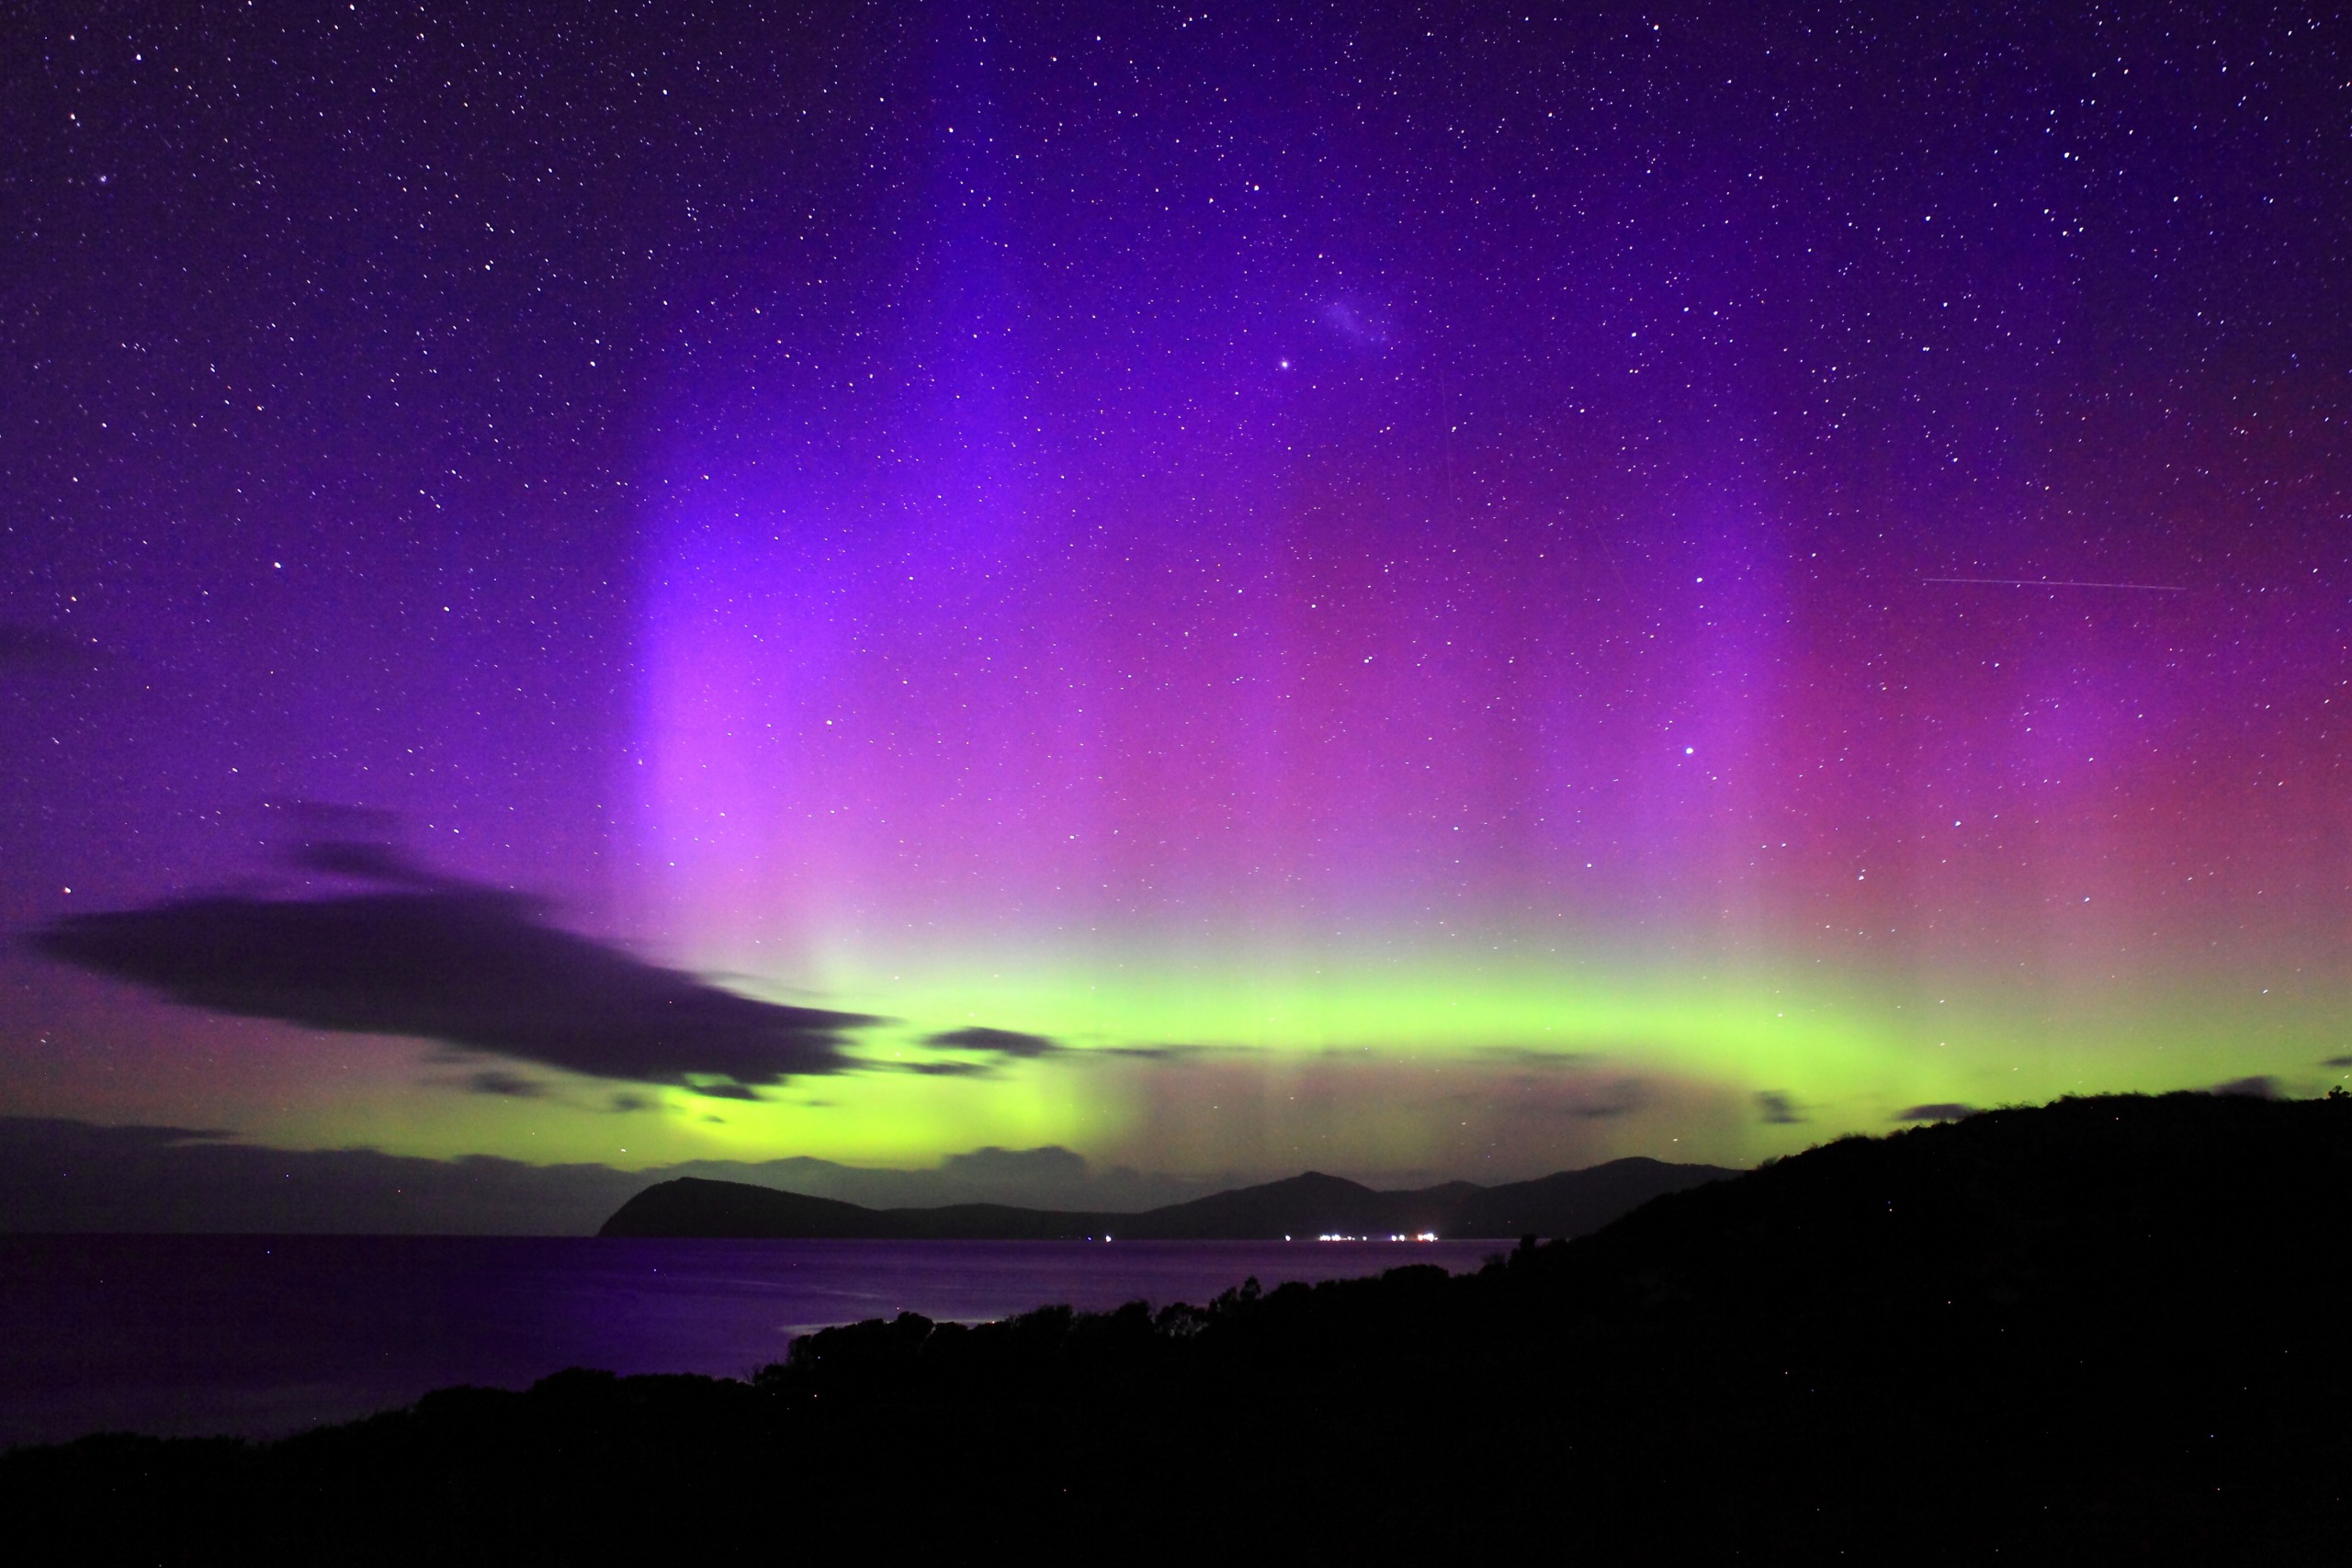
[2,4,2347,1210]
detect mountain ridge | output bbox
[596,1155,1737,1239]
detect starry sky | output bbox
[4,1,2348,1220]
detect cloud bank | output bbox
[29,886,878,1089]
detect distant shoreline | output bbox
[596,1156,1736,1240]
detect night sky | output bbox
[4,2,2347,1223]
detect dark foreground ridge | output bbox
[9,1091,2348,1562]
[595,1156,1736,1239]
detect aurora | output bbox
[3,1,2345,1218]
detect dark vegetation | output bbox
[595,1156,1736,1238]
[7,1091,2348,1563]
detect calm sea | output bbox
[0,1235,1501,1448]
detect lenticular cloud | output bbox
[33,886,879,1089]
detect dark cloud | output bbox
[2210,1076,2278,1100]
[1473,1047,1602,1071]
[1093,1043,1220,1062]
[290,840,447,887]
[466,1070,545,1098]
[28,886,879,1089]
[889,1059,998,1077]
[2321,1055,2352,1068]
[689,1081,763,1100]
[1562,1081,1645,1119]
[607,1092,657,1113]
[1895,1103,1976,1123]
[270,823,462,891]
[922,1026,1062,1058]
[1756,1091,1806,1125]
[937,1145,1091,1186]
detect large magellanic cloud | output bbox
[30,885,879,1089]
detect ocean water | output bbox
[0,1235,1501,1448]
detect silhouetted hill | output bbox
[1108,1169,1397,1236]
[13,1091,2348,1562]
[597,1156,1736,1239]
[1450,1156,1725,1237]
[589,1178,1086,1239]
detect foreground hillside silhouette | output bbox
[7,1091,2347,1562]
[597,1156,1736,1238]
